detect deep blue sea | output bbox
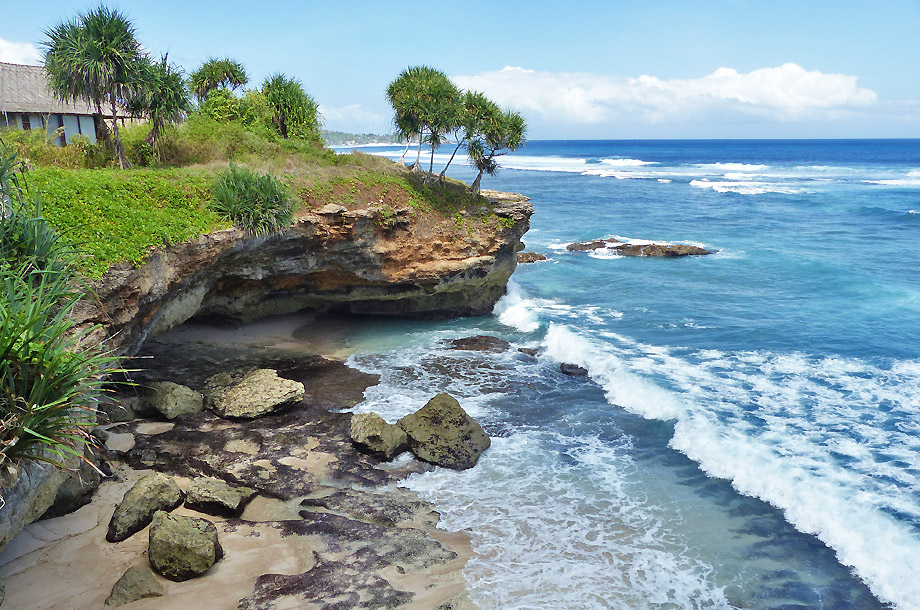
[333,140,920,609]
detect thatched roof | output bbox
[0,61,96,115]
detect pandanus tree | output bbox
[189,57,248,103]
[386,66,461,177]
[126,56,191,161]
[261,74,321,140]
[43,6,149,169]
[438,91,498,183]
[467,109,526,195]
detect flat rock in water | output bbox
[203,368,305,419]
[566,238,621,251]
[349,412,407,460]
[299,488,438,528]
[148,511,223,581]
[566,238,712,257]
[106,472,184,542]
[518,347,539,357]
[517,251,547,263]
[561,363,589,377]
[105,566,165,606]
[398,393,491,470]
[447,335,511,353]
[141,381,204,420]
[185,477,258,518]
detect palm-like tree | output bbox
[43,6,149,169]
[126,56,191,161]
[438,91,497,183]
[189,58,248,103]
[468,109,526,195]
[261,74,321,140]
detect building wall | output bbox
[0,112,97,145]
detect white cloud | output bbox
[0,38,42,65]
[453,63,878,127]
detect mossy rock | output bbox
[397,393,490,470]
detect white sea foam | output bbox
[689,178,803,195]
[539,323,920,610]
[493,281,541,332]
[697,162,769,172]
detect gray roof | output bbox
[0,61,97,115]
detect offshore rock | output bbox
[398,393,491,470]
[148,511,223,581]
[184,477,257,518]
[561,363,589,377]
[447,335,511,352]
[140,381,204,420]
[566,237,712,257]
[203,368,305,419]
[349,412,408,460]
[104,566,165,606]
[106,472,184,542]
[517,251,547,263]
[72,191,532,356]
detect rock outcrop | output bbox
[517,251,546,263]
[185,477,257,518]
[106,472,184,542]
[566,237,712,257]
[72,192,532,356]
[203,368,306,419]
[447,335,511,352]
[398,393,491,470]
[349,412,408,460]
[148,511,223,581]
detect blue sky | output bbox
[2,1,919,138]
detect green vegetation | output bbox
[212,165,293,235]
[0,144,117,476]
[126,57,191,162]
[386,66,527,193]
[189,57,248,103]
[322,131,396,146]
[261,74,322,142]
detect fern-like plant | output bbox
[211,164,293,235]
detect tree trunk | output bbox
[110,97,132,169]
[470,170,484,196]
[411,129,423,172]
[438,140,464,183]
[398,138,411,165]
[424,141,436,184]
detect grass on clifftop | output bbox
[3,118,494,278]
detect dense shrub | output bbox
[0,127,111,169]
[211,164,293,235]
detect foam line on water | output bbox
[540,323,920,610]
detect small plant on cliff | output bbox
[0,149,116,480]
[211,164,293,235]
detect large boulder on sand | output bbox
[397,393,490,470]
[148,511,223,581]
[140,381,204,420]
[203,368,305,419]
[349,412,408,460]
[106,473,184,542]
[184,477,257,518]
[104,566,165,606]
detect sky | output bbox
[2,1,919,139]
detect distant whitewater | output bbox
[342,139,920,609]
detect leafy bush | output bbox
[211,164,293,235]
[0,127,111,169]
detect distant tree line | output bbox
[41,6,322,169]
[387,66,526,195]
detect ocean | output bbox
[332,140,920,609]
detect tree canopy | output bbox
[189,57,249,103]
[42,6,149,168]
[126,57,191,160]
[261,74,322,141]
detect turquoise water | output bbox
[338,140,920,609]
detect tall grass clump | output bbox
[0,142,116,484]
[211,164,293,235]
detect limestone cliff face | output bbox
[75,190,532,354]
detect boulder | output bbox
[40,452,104,520]
[141,382,204,420]
[203,369,305,419]
[104,566,166,606]
[0,460,74,550]
[518,347,539,357]
[614,243,711,257]
[106,473,185,542]
[184,477,257,518]
[447,335,511,353]
[560,363,589,377]
[148,511,223,581]
[349,413,408,460]
[397,394,490,470]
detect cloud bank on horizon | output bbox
[452,63,899,138]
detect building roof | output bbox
[0,61,97,116]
